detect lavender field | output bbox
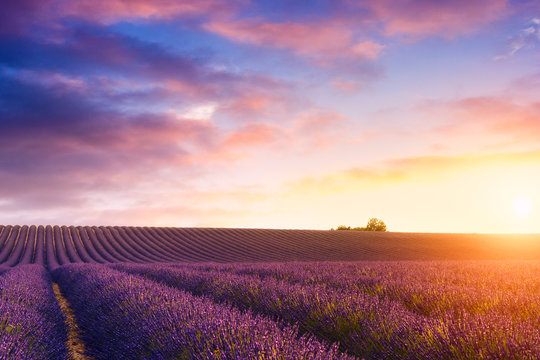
[0,225,539,359]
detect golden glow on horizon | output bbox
[268,154,540,233]
[513,197,532,217]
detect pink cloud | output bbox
[219,94,273,118]
[216,92,295,121]
[351,41,385,60]
[293,110,345,131]
[163,79,218,99]
[415,96,540,149]
[509,73,540,92]
[290,110,350,147]
[190,109,351,163]
[0,0,244,35]
[367,0,508,39]
[209,75,301,122]
[223,122,280,148]
[202,0,507,63]
[2,0,510,43]
[204,18,384,64]
[59,0,244,23]
[453,97,540,135]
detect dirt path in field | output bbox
[53,283,93,360]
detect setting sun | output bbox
[513,197,532,217]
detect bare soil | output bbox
[53,282,93,360]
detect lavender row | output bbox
[119,263,540,360]
[194,261,540,319]
[53,263,352,360]
[113,263,438,360]
[0,265,69,360]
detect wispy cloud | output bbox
[495,18,540,59]
[286,150,540,196]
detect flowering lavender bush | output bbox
[0,265,69,360]
[113,263,431,359]
[198,261,540,318]
[54,263,352,360]
[114,262,540,360]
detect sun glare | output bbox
[513,197,532,217]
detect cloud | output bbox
[209,108,350,161]
[0,74,223,208]
[74,203,251,227]
[0,21,300,113]
[0,29,213,86]
[0,70,332,216]
[286,150,540,197]
[420,96,540,143]
[215,91,296,122]
[0,0,53,35]
[59,0,240,23]
[495,18,540,59]
[203,18,385,65]
[197,0,507,68]
[0,0,244,35]
[0,13,312,216]
[0,70,289,225]
[292,110,345,132]
[223,122,281,148]
[366,0,507,39]
[1,0,530,229]
[508,72,540,92]
[351,40,385,60]
[1,0,511,45]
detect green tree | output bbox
[332,219,387,231]
[351,226,366,231]
[365,218,387,231]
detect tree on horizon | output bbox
[332,218,387,231]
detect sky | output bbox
[1,0,540,233]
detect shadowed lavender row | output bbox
[53,263,353,360]
[0,265,69,360]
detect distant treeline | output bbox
[331,218,387,232]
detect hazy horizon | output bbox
[1,1,539,233]
[2,224,540,235]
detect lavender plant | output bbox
[54,263,353,360]
[114,262,540,360]
[0,265,69,360]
